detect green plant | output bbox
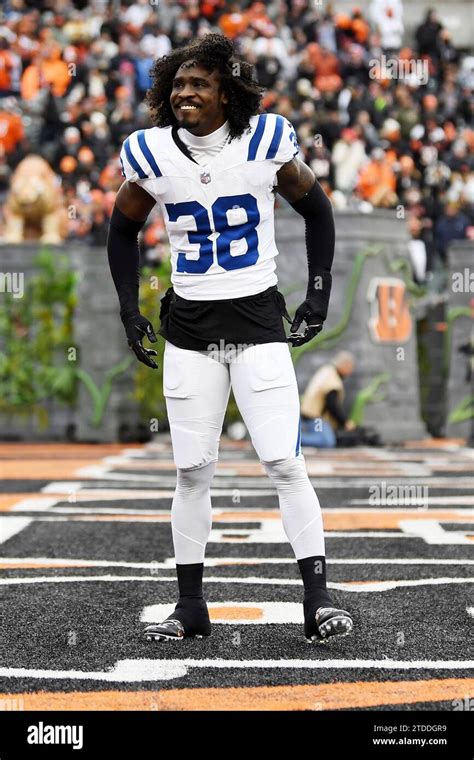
[133,257,172,425]
[288,244,385,364]
[76,357,133,426]
[0,248,78,427]
[448,395,474,424]
[444,306,472,377]
[349,373,390,425]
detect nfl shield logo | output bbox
[200,171,211,184]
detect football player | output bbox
[107,33,353,644]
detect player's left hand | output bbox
[287,300,324,347]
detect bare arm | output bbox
[114,180,156,221]
[275,157,317,204]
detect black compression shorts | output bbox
[158,285,292,351]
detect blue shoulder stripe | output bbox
[137,130,162,178]
[265,114,284,159]
[247,114,267,161]
[124,136,148,179]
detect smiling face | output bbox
[170,61,229,136]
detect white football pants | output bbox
[163,340,326,563]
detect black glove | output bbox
[287,268,331,348]
[287,297,324,347]
[122,312,158,369]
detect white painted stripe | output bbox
[201,557,474,566]
[121,448,150,458]
[2,556,473,569]
[467,607,474,618]
[0,658,472,683]
[0,517,32,544]
[41,486,277,499]
[40,478,474,492]
[75,466,111,478]
[41,483,82,494]
[400,519,473,545]
[0,575,472,592]
[11,497,59,512]
[0,661,186,682]
[141,602,303,624]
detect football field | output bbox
[0,438,473,711]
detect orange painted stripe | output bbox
[0,561,95,569]
[209,606,263,620]
[403,438,466,448]
[0,444,139,459]
[0,494,48,512]
[1,679,473,711]
[0,461,104,479]
[323,511,473,530]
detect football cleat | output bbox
[144,619,186,642]
[144,600,212,642]
[305,607,353,644]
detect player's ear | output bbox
[219,83,228,106]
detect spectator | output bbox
[218,3,250,40]
[415,8,442,59]
[435,202,470,260]
[371,0,404,53]
[357,147,398,207]
[332,127,367,194]
[407,215,434,283]
[0,38,15,94]
[0,100,24,159]
[300,351,357,449]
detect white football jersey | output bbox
[119,113,300,300]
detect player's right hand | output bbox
[122,313,159,369]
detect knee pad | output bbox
[261,455,308,490]
[176,460,216,498]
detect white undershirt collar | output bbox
[178,120,230,148]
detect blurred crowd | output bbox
[0,0,473,283]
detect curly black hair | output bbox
[146,33,264,141]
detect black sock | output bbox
[168,563,210,635]
[297,555,334,610]
[176,562,204,599]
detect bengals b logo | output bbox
[367,278,412,343]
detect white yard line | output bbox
[0,658,473,684]
[0,575,472,592]
[2,556,473,568]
